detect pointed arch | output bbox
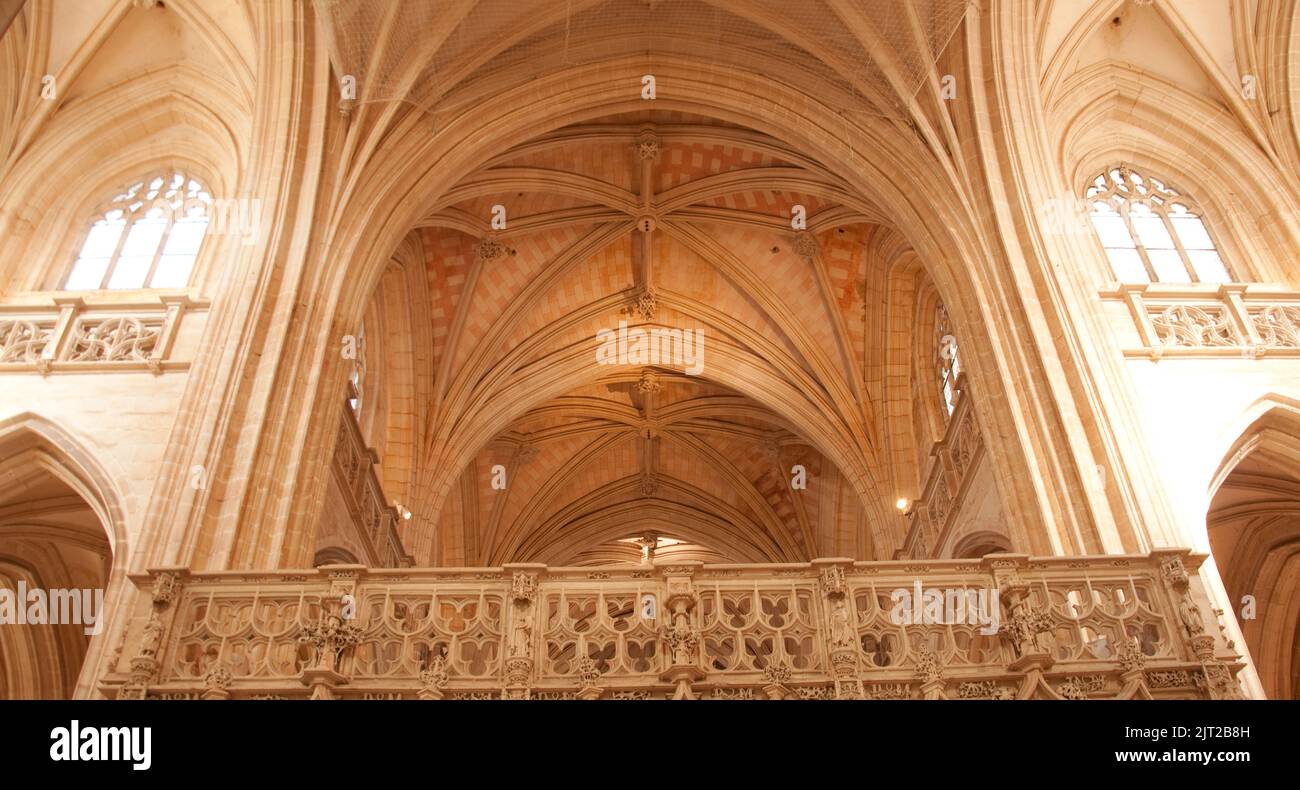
[0,412,130,698]
[1206,396,1300,698]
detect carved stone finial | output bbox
[420,655,449,691]
[818,565,847,598]
[298,613,363,672]
[913,643,944,686]
[575,655,602,688]
[202,665,233,699]
[1160,556,1189,590]
[151,571,181,607]
[762,662,791,686]
[510,571,538,603]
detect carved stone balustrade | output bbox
[331,402,414,569]
[900,383,984,560]
[100,549,1245,700]
[0,294,207,374]
[1100,283,1300,359]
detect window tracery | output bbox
[64,170,211,290]
[1086,166,1232,284]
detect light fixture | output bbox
[895,497,910,512]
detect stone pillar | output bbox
[813,558,861,700]
[118,567,187,700]
[984,555,1056,698]
[1156,551,1244,700]
[502,564,544,700]
[297,565,365,700]
[656,561,704,699]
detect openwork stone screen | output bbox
[65,171,212,290]
[110,551,1245,701]
[1086,166,1232,285]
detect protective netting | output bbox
[313,0,969,123]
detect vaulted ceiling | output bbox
[401,111,893,566]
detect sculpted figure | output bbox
[829,598,854,650]
[1178,596,1204,637]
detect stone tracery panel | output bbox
[0,295,206,374]
[1102,283,1300,358]
[110,550,1242,701]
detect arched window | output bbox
[1086,165,1232,284]
[63,170,211,290]
[935,303,961,416]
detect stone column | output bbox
[813,558,861,700]
[502,564,544,700]
[656,561,704,699]
[1156,551,1245,699]
[118,567,187,700]
[984,555,1056,698]
[298,565,365,700]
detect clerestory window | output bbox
[63,170,211,290]
[1086,165,1232,284]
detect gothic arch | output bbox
[0,66,247,294]
[1052,64,1300,286]
[1206,398,1300,698]
[0,412,130,698]
[239,55,1101,570]
[950,530,1014,560]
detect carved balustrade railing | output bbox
[1101,283,1300,359]
[0,294,206,374]
[899,381,983,560]
[331,402,413,569]
[101,549,1245,700]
